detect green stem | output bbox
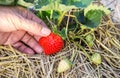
[57,11,66,26]
[50,10,53,19]
[76,44,91,61]
[81,29,95,37]
[75,36,93,53]
[65,11,72,43]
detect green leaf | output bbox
[52,26,66,40]
[52,11,61,20]
[60,28,67,40]
[68,25,77,31]
[24,0,34,3]
[84,4,111,16]
[37,11,51,19]
[37,10,61,24]
[36,11,52,25]
[61,0,93,8]
[17,0,34,7]
[0,0,15,5]
[36,2,77,12]
[74,9,85,23]
[84,10,103,28]
[52,26,60,35]
[36,0,93,11]
[17,0,93,11]
[35,0,54,9]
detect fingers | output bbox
[20,33,43,54]
[13,42,35,55]
[0,32,11,45]
[18,16,51,37]
[16,6,51,37]
[4,31,26,45]
[3,30,43,55]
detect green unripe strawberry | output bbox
[85,34,94,47]
[91,53,102,65]
[57,59,72,73]
[85,34,93,42]
[88,41,94,47]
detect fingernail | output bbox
[41,27,51,36]
[35,46,43,53]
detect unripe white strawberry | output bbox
[91,53,102,65]
[57,59,72,73]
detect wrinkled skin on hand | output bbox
[0,6,51,55]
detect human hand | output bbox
[0,6,51,55]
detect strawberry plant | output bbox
[17,0,110,61]
[1,1,120,78]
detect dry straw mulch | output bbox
[0,16,120,78]
[0,1,120,78]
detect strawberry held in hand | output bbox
[39,32,64,55]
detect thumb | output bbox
[19,18,51,36]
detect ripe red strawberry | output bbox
[39,32,64,55]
